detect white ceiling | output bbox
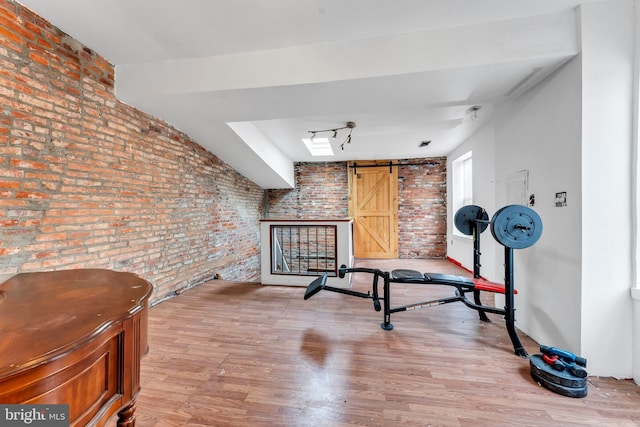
[17,0,591,188]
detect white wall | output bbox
[580,0,634,378]
[633,0,640,386]
[447,122,498,282]
[493,56,584,354]
[456,0,636,378]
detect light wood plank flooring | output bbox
[135,259,640,426]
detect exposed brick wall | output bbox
[267,160,447,258]
[266,162,349,218]
[397,158,447,258]
[0,0,263,303]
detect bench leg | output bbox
[505,246,527,357]
[380,272,393,331]
[473,290,491,322]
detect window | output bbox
[452,151,472,237]
[302,137,334,156]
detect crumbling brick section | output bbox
[267,160,447,259]
[0,1,263,302]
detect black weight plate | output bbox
[531,368,588,398]
[491,205,543,249]
[454,205,489,236]
[529,354,587,388]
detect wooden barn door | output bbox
[348,161,398,258]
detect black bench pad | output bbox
[390,269,510,294]
[391,269,475,290]
[391,269,428,282]
[304,274,327,300]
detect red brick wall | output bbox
[267,160,447,258]
[0,1,264,302]
[397,158,447,258]
[266,162,349,219]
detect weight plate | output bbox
[454,205,489,236]
[531,368,588,398]
[491,205,543,249]
[529,355,587,388]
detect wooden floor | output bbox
[135,259,640,426]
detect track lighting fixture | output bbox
[466,105,481,121]
[307,121,356,151]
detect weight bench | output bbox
[305,264,526,357]
[304,204,543,358]
[389,270,513,317]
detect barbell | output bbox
[455,204,543,249]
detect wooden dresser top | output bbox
[0,269,153,378]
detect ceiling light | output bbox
[466,105,481,121]
[306,121,356,152]
[302,137,334,156]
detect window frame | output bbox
[452,151,473,238]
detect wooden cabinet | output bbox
[0,269,152,426]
